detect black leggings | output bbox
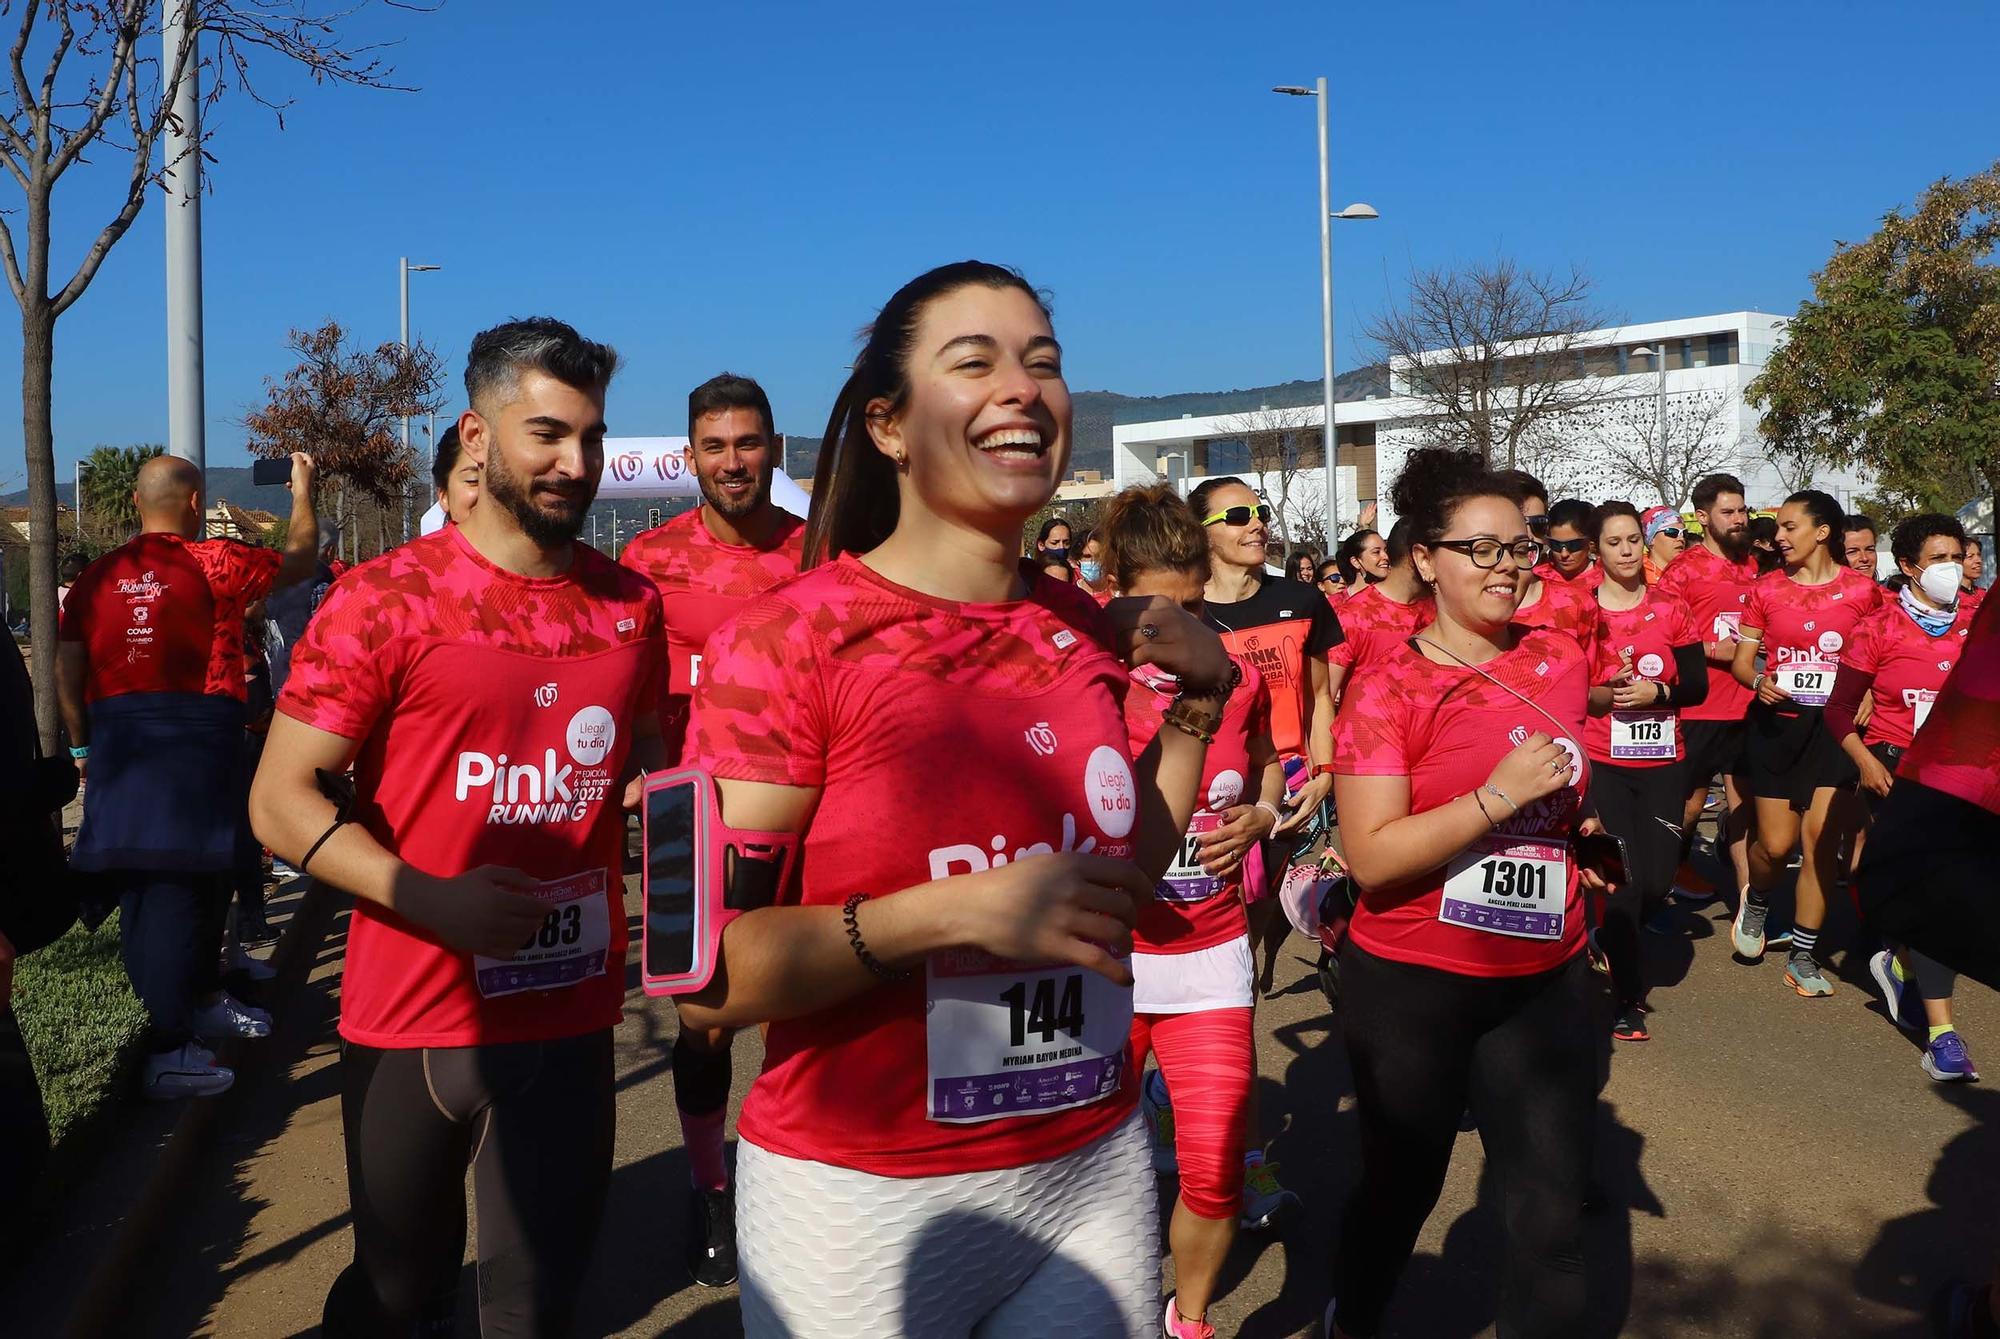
[1590,760,1686,1007]
[1332,943,1594,1339]
[322,1030,616,1338]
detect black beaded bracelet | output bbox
[843,893,910,982]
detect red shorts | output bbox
[1131,1007,1254,1220]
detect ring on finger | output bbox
[1140,623,1160,640]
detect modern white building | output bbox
[1110,312,1875,544]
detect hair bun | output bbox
[1390,446,1488,520]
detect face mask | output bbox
[1044,545,1069,562]
[1919,561,1965,605]
[1078,560,1103,584]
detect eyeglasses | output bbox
[1431,538,1544,569]
[1202,504,1273,528]
[1544,537,1590,554]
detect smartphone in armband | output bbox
[641,770,711,995]
[1574,829,1631,888]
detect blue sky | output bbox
[8,0,2000,480]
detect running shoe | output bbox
[1240,1149,1301,1231]
[193,994,273,1040]
[1922,1032,1979,1083]
[1869,949,1921,1032]
[686,1186,737,1287]
[1784,952,1835,998]
[1142,1068,1179,1175]
[1611,1007,1651,1042]
[1766,921,1795,949]
[141,1043,234,1100]
[1672,862,1719,905]
[1162,1295,1215,1339]
[1731,894,1768,959]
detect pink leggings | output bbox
[1131,1007,1254,1220]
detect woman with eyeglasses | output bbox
[1326,446,1613,1339]
[1186,476,1341,1224]
[1585,502,1706,1041]
[1729,490,1883,998]
[1826,513,1980,1081]
[1641,506,1687,584]
[679,261,1234,1335]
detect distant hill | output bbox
[780,365,1388,480]
[7,464,291,515]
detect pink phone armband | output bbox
[640,768,799,996]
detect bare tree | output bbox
[1209,405,1323,549]
[1584,387,1744,509]
[1366,257,1619,469]
[1,1,426,747]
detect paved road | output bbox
[95,855,2000,1338]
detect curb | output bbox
[61,878,342,1339]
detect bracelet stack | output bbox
[843,893,910,982]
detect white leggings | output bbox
[736,1111,1160,1338]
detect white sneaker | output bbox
[193,994,272,1041]
[225,941,278,982]
[142,1043,234,1100]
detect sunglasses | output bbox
[1202,504,1273,528]
[1544,537,1591,554]
[1316,570,1342,585]
[1526,514,1552,532]
[1656,527,1686,540]
[1432,538,1544,569]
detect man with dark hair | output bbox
[1844,514,1881,579]
[58,451,319,1100]
[1537,497,1600,586]
[251,317,668,1336]
[617,371,803,1287]
[1656,472,1759,904]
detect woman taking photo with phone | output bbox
[679,261,1231,1337]
[1327,445,1612,1339]
[1585,502,1706,1041]
[1729,490,1882,997]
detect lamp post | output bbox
[399,258,441,540]
[1630,343,1669,480]
[1273,80,1376,545]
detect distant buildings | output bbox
[1110,311,1876,541]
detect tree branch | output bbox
[0,209,25,303]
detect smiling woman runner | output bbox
[1325,445,1613,1339]
[1099,482,1286,1339]
[676,261,1232,1338]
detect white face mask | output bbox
[1919,561,1965,605]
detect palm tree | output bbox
[78,444,163,542]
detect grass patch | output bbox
[14,915,147,1150]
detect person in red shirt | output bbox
[1334,527,1390,599]
[1826,514,1979,1080]
[617,372,804,1287]
[1536,497,1601,588]
[1730,490,1884,996]
[1098,483,1284,1339]
[56,451,319,1100]
[249,318,666,1338]
[1495,478,1602,648]
[1963,542,1987,610]
[1584,502,1706,1039]
[677,262,1231,1338]
[1325,517,1433,703]
[1327,446,1614,1339]
[1843,514,1881,579]
[1654,473,1760,904]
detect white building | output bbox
[1110,312,1875,543]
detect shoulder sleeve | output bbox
[195,540,282,605]
[1843,613,1884,674]
[1744,579,1768,630]
[684,595,829,788]
[1331,663,1412,776]
[1858,577,1886,613]
[1668,596,1699,646]
[1305,587,1344,656]
[274,575,397,741]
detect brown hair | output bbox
[1096,483,1209,591]
[803,261,1053,568]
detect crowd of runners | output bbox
[11,257,2000,1339]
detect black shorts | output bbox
[1744,705,1855,811]
[1859,741,1906,819]
[1680,719,1747,791]
[1859,778,2000,992]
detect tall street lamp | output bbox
[1630,343,1669,476]
[1274,79,1376,546]
[400,257,441,540]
